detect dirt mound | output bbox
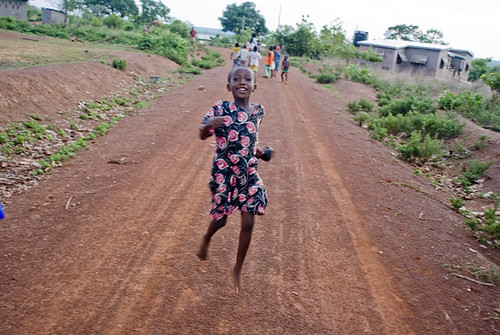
[0,31,178,125]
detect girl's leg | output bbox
[233,212,255,293]
[197,215,228,260]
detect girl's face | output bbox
[227,68,255,99]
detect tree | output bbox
[469,58,492,81]
[277,17,319,58]
[137,0,170,25]
[387,24,446,44]
[420,28,445,44]
[318,19,346,57]
[80,0,138,18]
[218,2,268,34]
[482,72,500,94]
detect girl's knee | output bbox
[241,213,255,232]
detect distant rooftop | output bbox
[358,39,451,51]
[193,26,234,40]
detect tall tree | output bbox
[278,17,319,58]
[218,2,268,34]
[318,19,346,57]
[137,0,170,25]
[387,24,446,45]
[82,0,138,18]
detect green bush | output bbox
[397,131,443,162]
[102,14,124,29]
[359,98,374,112]
[316,71,339,84]
[138,31,189,64]
[91,17,102,27]
[347,101,361,114]
[344,65,373,85]
[112,59,127,71]
[191,49,225,69]
[438,90,500,131]
[354,112,371,126]
[450,196,466,210]
[459,160,492,185]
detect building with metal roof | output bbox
[357,39,473,81]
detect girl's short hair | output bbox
[228,67,255,83]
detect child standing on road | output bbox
[239,43,249,67]
[281,55,290,84]
[231,43,241,68]
[264,46,274,78]
[248,46,262,80]
[273,46,280,78]
[198,67,269,293]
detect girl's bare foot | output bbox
[233,267,241,294]
[197,237,209,260]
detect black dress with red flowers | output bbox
[201,100,268,220]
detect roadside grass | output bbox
[0,27,226,199]
[300,57,500,247]
[0,69,196,198]
[442,261,500,286]
[0,35,139,70]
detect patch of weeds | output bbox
[457,159,492,187]
[354,112,370,127]
[450,196,465,211]
[471,134,489,151]
[442,262,500,285]
[315,71,339,84]
[134,101,147,109]
[480,199,500,239]
[68,120,79,130]
[112,59,127,71]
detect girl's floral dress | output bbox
[201,100,268,220]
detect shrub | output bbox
[316,72,339,84]
[139,31,189,64]
[347,101,361,114]
[359,98,374,112]
[91,17,102,27]
[102,14,124,29]
[112,59,127,71]
[460,159,492,185]
[354,112,370,126]
[397,131,443,162]
[344,65,373,85]
[450,196,466,210]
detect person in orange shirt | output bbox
[264,46,274,78]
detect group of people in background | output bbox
[230,33,290,84]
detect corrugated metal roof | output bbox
[448,52,466,60]
[358,39,450,52]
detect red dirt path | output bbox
[1,36,499,334]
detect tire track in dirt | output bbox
[2,74,225,334]
[280,75,416,334]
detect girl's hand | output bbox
[200,117,224,140]
[208,117,225,129]
[255,146,264,158]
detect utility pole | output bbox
[277,5,281,33]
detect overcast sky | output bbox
[30,0,500,59]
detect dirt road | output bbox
[1,51,499,334]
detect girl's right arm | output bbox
[199,117,224,140]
